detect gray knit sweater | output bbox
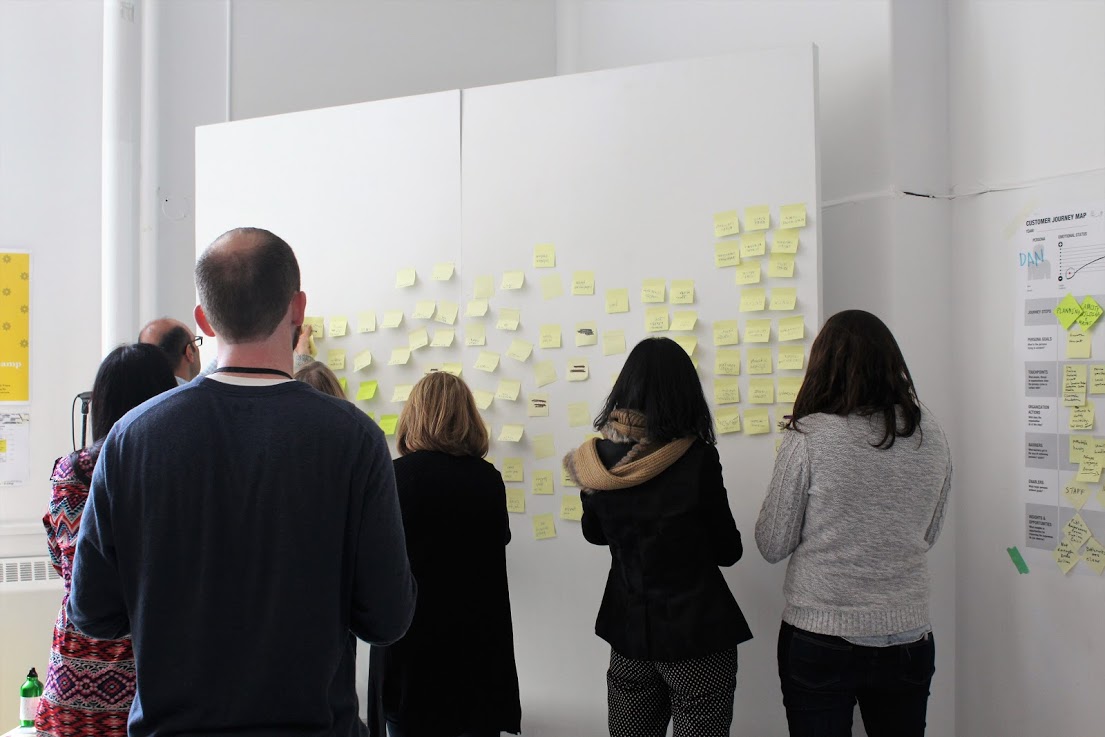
[755,411,952,637]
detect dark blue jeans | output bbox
[777,622,935,737]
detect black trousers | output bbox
[386,722,497,737]
[777,622,935,737]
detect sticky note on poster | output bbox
[1062,364,1087,406]
[770,288,797,311]
[506,488,526,514]
[560,494,584,521]
[391,384,413,403]
[672,336,697,356]
[772,229,800,254]
[744,205,771,231]
[740,288,766,312]
[326,350,346,371]
[603,330,626,356]
[566,359,589,382]
[533,471,555,496]
[408,328,429,351]
[501,271,525,290]
[1067,330,1092,359]
[567,401,591,427]
[645,307,669,332]
[435,301,459,325]
[768,255,796,278]
[496,379,521,401]
[1091,365,1105,394]
[388,347,411,366]
[474,351,500,372]
[466,299,489,317]
[713,321,739,346]
[395,268,417,288]
[605,288,629,314]
[740,233,766,259]
[356,381,378,401]
[533,434,555,460]
[714,210,740,237]
[381,311,404,329]
[714,378,740,405]
[778,346,805,370]
[430,329,455,347]
[1055,294,1083,330]
[353,350,372,371]
[746,348,773,375]
[540,325,562,349]
[749,379,775,404]
[572,271,595,296]
[671,280,695,305]
[671,311,697,331]
[496,308,521,331]
[744,408,772,435]
[472,389,494,410]
[533,243,556,268]
[575,322,598,347]
[532,513,557,540]
[466,323,487,346]
[413,301,436,320]
[328,317,348,338]
[527,392,549,417]
[641,279,666,303]
[541,275,564,300]
[379,415,399,436]
[1062,481,1091,510]
[474,275,494,299]
[779,203,807,229]
[1079,296,1104,330]
[715,241,740,268]
[431,262,455,281]
[357,311,376,333]
[499,424,524,443]
[745,320,772,343]
[1082,537,1105,574]
[507,340,534,362]
[534,360,558,387]
[1070,402,1095,431]
[715,350,741,376]
[779,315,805,342]
[716,407,741,434]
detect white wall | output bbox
[950,2,1105,736]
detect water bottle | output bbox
[19,667,43,727]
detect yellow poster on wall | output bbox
[0,253,30,402]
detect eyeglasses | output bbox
[184,335,203,354]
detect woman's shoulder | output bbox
[395,451,501,482]
[51,447,96,487]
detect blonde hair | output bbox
[396,372,489,457]
[294,361,345,399]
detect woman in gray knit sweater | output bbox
[756,310,951,737]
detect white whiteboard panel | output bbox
[462,49,820,735]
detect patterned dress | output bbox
[36,448,134,737]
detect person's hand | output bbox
[296,324,314,356]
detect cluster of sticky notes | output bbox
[1053,512,1105,575]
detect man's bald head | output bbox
[195,228,301,344]
[139,317,200,380]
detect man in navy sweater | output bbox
[69,227,416,736]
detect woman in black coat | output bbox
[564,337,752,737]
[368,372,521,737]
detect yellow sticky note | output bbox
[540,324,562,349]
[357,311,376,333]
[740,288,767,312]
[606,288,630,314]
[770,288,797,311]
[328,317,348,338]
[430,329,455,348]
[304,316,325,337]
[533,243,556,269]
[381,310,404,329]
[779,377,804,403]
[409,328,429,350]
[571,271,595,296]
[534,434,555,460]
[496,308,521,331]
[338,378,348,395]
[1065,514,1092,548]
[779,203,807,229]
[396,268,417,288]
[1070,402,1095,430]
[507,340,534,362]
[496,379,521,401]
[527,393,549,417]
[499,424,524,443]
[714,378,740,404]
[715,241,740,268]
[431,262,454,281]
[326,350,346,371]
[567,358,590,382]
[1067,330,1092,359]
[716,407,742,434]
[745,319,772,343]
[379,414,398,436]
[575,322,598,347]
[716,350,741,375]
[388,347,411,365]
[533,471,555,496]
[603,330,626,356]
[413,301,436,320]
[744,205,771,231]
[747,348,773,375]
[1081,537,1105,574]
[713,320,739,346]
[778,346,805,370]
[473,389,494,410]
[560,494,584,521]
[541,274,564,300]
[562,465,578,487]
[1089,365,1105,395]
[772,229,800,254]
[465,323,486,346]
[534,360,558,387]
[506,488,526,514]
[671,311,698,331]
[532,513,557,540]
[353,350,373,372]
[435,301,459,325]
[501,271,525,290]
[645,307,669,332]
[1079,296,1104,331]
[735,263,762,285]
[356,381,378,400]
[1063,364,1087,406]
[502,458,524,482]
[1063,481,1092,510]
[466,299,489,317]
[1055,294,1083,330]
[474,351,500,373]
[740,232,767,259]
[744,408,772,434]
[392,384,413,403]
[568,401,591,427]
[671,280,695,305]
[749,378,775,404]
[673,336,697,356]
[768,255,796,278]
[1070,435,1090,463]
[443,363,462,377]
[641,279,666,304]
[779,315,805,342]
[1076,452,1102,483]
[714,210,740,237]
[474,275,494,299]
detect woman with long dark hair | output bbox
[36,343,177,737]
[756,310,952,737]
[565,337,752,737]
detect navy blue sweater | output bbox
[68,378,416,737]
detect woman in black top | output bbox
[565,337,752,737]
[368,372,521,737]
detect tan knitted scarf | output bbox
[564,408,695,492]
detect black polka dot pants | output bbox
[606,647,738,737]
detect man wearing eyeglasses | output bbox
[138,317,203,385]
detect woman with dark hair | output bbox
[564,337,752,737]
[756,310,952,737]
[36,343,177,737]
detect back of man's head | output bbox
[195,228,300,344]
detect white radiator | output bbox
[0,556,63,592]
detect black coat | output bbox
[581,439,753,662]
[368,451,521,736]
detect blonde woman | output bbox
[294,360,345,399]
[368,372,521,737]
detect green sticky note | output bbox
[379,414,399,436]
[1078,295,1103,331]
[1006,546,1029,574]
[1054,294,1083,330]
[356,381,378,401]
